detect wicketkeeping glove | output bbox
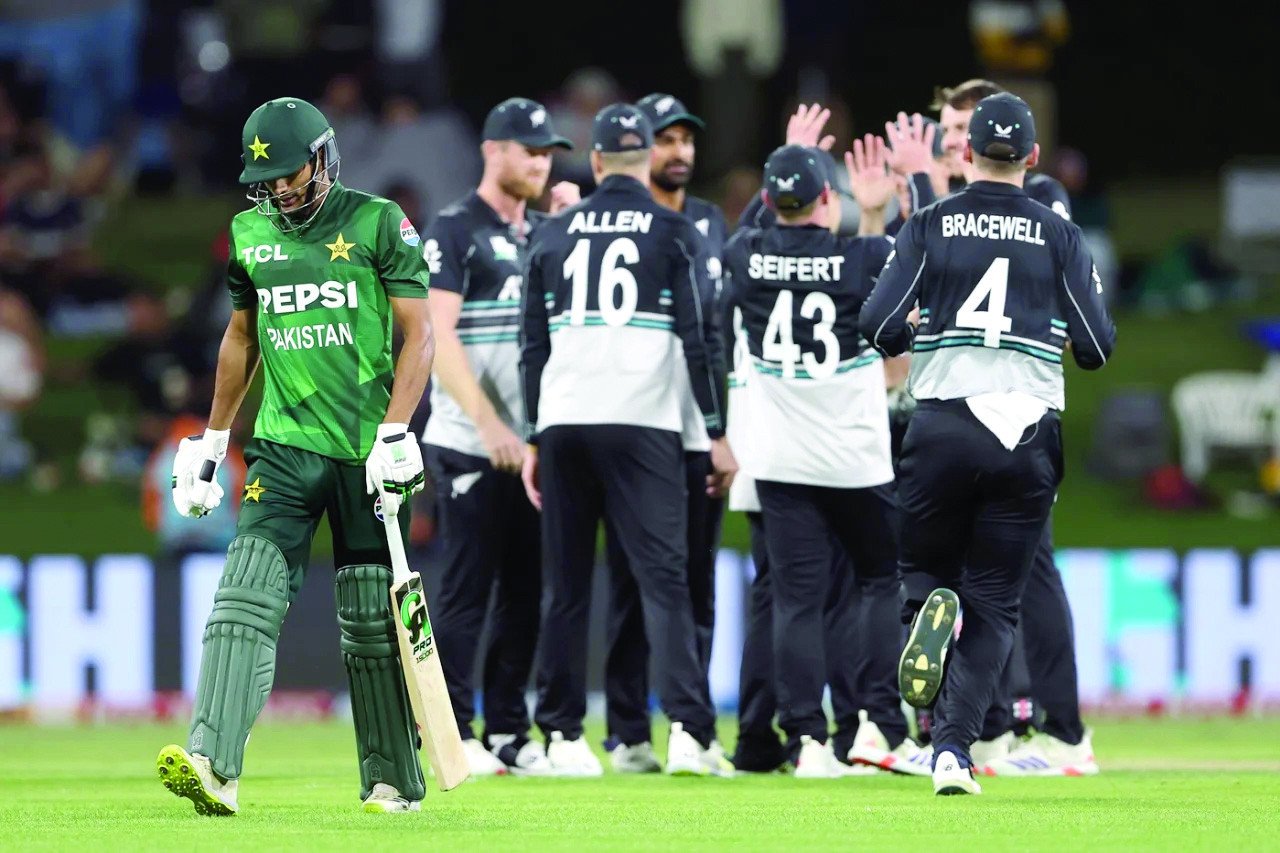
[365,423,426,514]
[171,428,230,518]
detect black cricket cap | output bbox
[634,93,705,133]
[482,97,573,149]
[591,103,653,152]
[764,144,827,211]
[967,93,1036,162]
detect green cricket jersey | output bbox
[226,182,429,463]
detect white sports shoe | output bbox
[665,723,709,776]
[847,710,931,776]
[611,741,662,774]
[489,734,555,776]
[970,730,1017,770]
[701,739,737,778]
[983,730,1099,777]
[794,735,843,779]
[462,737,508,776]
[362,782,422,813]
[157,745,238,815]
[545,731,603,777]
[932,750,982,796]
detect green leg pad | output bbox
[189,535,290,781]
[337,564,426,802]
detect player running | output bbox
[725,144,903,778]
[890,79,1096,774]
[158,97,435,815]
[861,93,1114,795]
[598,93,728,773]
[419,97,572,777]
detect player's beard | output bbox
[500,173,547,202]
[652,162,691,193]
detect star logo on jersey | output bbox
[326,233,355,261]
[422,238,443,274]
[617,114,639,129]
[489,235,518,262]
[243,477,266,503]
[695,218,710,237]
[248,135,271,160]
[530,108,546,127]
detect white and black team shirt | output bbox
[521,174,725,440]
[723,223,896,489]
[860,180,1115,407]
[674,195,728,453]
[420,192,542,457]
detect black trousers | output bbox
[533,424,716,745]
[603,451,723,745]
[756,479,902,746]
[735,512,903,758]
[984,519,1086,744]
[898,400,1062,761]
[424,444,541,741]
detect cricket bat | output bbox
[384,505,470,791]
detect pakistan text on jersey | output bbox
[940,213,1046,246]
[266,322,355,351]
[566,210,653,234]
[748,253,846,282]
[256,281,359,314]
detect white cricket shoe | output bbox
[461,737,508,776]
[665,722,709,776]
[157,744,238,815]
[847,710,931,776]
[489,734,555,776]
[932,750,982,796]
[545,731,604,777]
[611,741,662,774]
[362,782,422,813]
[702,739,737,778]
[983,730,1099,777]
[970,731,1017,770]
[794,735,843,779]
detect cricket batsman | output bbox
[156,97,435,815]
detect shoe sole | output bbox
[899,589,960,709]
[156,744,235,816]
[983,762,1100,777]
[850,748,933,777]
[935,782,981,796]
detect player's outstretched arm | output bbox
[385,296,435,425]
[861,216,925,357]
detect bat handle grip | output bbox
[383,511,412,584]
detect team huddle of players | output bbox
[157,76,1114,817]
[424,80,1114,794]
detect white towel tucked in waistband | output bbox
[965,391,1049,451]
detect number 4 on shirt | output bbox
[956,257,1012,348]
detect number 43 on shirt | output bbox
[763,289,839,379]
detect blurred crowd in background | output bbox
[0,0,1274,554]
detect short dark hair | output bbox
[931,79,1004,112]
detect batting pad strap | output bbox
[337,564,426,801]
[206,535,291,640]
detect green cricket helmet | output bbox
[240,97,341,232]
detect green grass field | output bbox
[4,718,1279,850]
